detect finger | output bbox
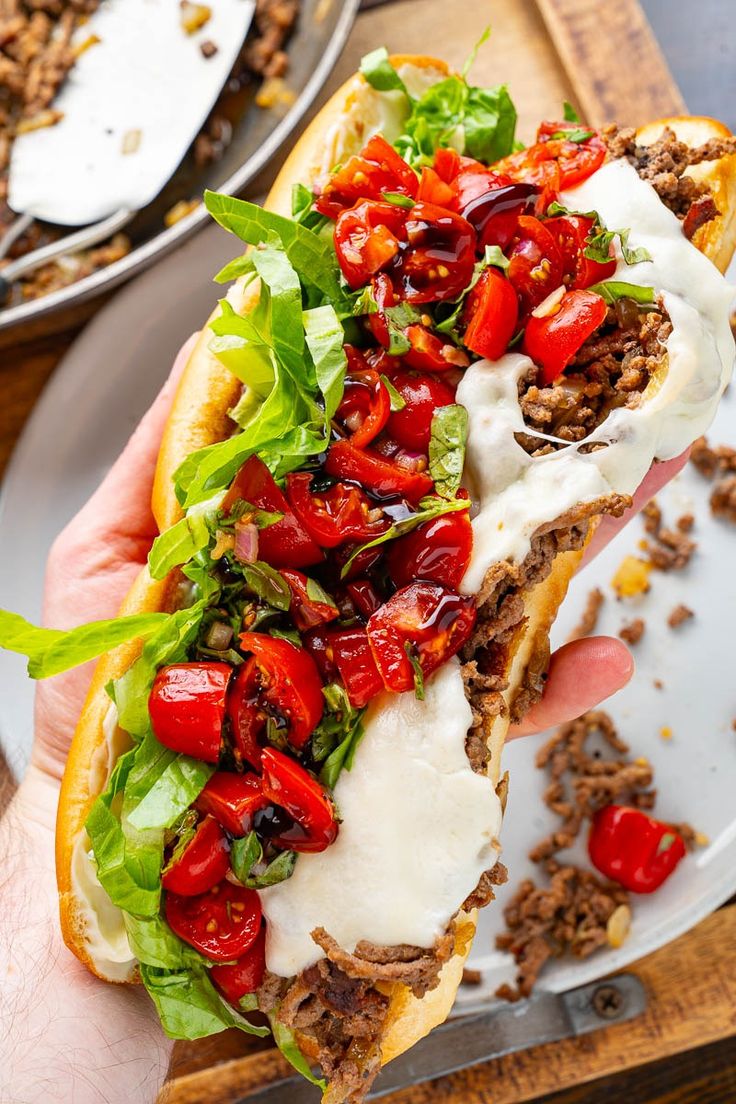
[508,636,634,738]
[581,449,690,567]
[69,333,198,543]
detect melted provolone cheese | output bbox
[261,661,502,977]
[459,158,735,592]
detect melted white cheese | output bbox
[459,158,735,592]
[261,661,502,977]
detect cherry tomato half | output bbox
[316,134,418,217]
[149,663,232,764]
[386,371,456,451]
[461,181,538,251]
[161,815,231,896]
[280,568,340,633]
[387,506,473,590]
[462,267,519,361]
[523,288,607,386]
[507,215,564,314]
[223,455,322,570]
[227,659,263,770]
[324,439,433,503]
[345,578,383,619]
[544,213,616,289]
[305,625,384,709]
[366,582,477,693]
[398,202,477,303]
[165,881,262,962]
[334,200,408,289]
[196,772,268,837]
[211,925,266,1005]
[417,165,455,207]
[335,370,391,448]
[536,122,606,188]
[261,747,338,852]
[239,633,324,749]
[286,472,388,549]
[404,324,470,373]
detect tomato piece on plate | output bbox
[492,146,562,212]
[260,747,338,852]
[536,122,606,188]
[165,880,262,962]
[226,658,264,770]
[462,267,520,361]
[316,134,418,217]
[196,772,268,836]
[366,582,477,692]
[211,925,266,1005]
[334,200,408,288]
[336,370,391,448]
[161,815,231,896]
[149,663,232,763]
[387,505,473,590]
[386,371,456,450]
[239,633,324,748]
[544,213,617,289]
[588,805,686,893]
[397,202,477,303]
[523,288,607,385]
[222,455,322,570]
[286,472,388,548]
[507,215,564,314]
[324,438,433,503]
[280,568,340,633]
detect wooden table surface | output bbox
[3,1,736,1101]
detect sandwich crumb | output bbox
[710,475,736,523]
[461,968,482,986]
[654,678,664,690]
[667,604,694,629]
[619,618,645,645]
[659,726,673,741]
[568,587,604,641]
[611,555,652,598]
[690,436,736,479]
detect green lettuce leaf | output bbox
[399,73,516,166]
[269,1014,327,1089]
[124,913,205,970]
[587,280,656,306]
[125,754,214,831]
[429,404,469,499]
[303,304,348,424]
[0,609,168,679]
[140,964,270,1040]
[359,46,409,96]
[339,495,470,579]
[148,512,211,581]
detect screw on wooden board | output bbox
[592,983,625,1019]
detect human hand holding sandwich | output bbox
[0,334,686,1102]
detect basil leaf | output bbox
[305,576,337,608]
[303,304,348,424]
[340,495,469,579]
[269,1014,327,1089]
[230,831,263,883]
[563,100,580,122]
[382,191,415,208]
[219,498,283,530]
[291,181,328,232]
[435,245,506,340]
[311,683,359,764]
[124,914,204,970]
[244,849,296,888]
[384,301,422,356]
[483,244,510,272]
[140,964,270,1040]
[588,280,657,306]
[404,641,425,701]
[148,512,211,580]
[381,374,406,411]
[319,712,365,790]
[359,47,409,96]
[239,560,292,611]
[547,126,594,142]
[0,609,168,680]
[584,225,652,266]
[126,754,214,831]
[429,404,468,499]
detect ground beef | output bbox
[668,603,694,629]
[311,928,455,1000]
[710,475,736,522]
[461,967,482,986]
[637,496,697,572]
[568,587,604,642]
[619,617,645,644]
[462,860,508,912]
[517,305,671,456]
[602,123,736,223]
[690,435,736,479]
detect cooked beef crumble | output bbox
[619,617,645,645]
[639,496,697,572]
[710,475,736,523]
[568,586,604,642]
[667,603,694,629]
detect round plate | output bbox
[1,231,735,1001]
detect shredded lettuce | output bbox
[148,512,211,581]
[269,1014,327,1089]
[360,46,409,96]
[429,404,469,499]
[140,964,270,1040]
[124,914,205,971]
[125,753,214,832]
[0,609,168,679]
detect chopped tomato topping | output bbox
[463,267,519,361]
[544,213,617,289]
[334,200,408,289]
[386,371,456,451]
[261,747,338,853]
[387,506,472,590]
[196,772,268,837]
[280,569,340,633]
[211,925,266,1004]
[161,815,231,896]
[507,215,564,314]
[336,369,391,448]
[165,881,262,962]
[286,472,388,548]
[239,633,324,749]
[523,288,607,385]
[324,439,434,503]
[316,134,418,217]
[149,663,232,763]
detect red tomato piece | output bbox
[367,272,395,348]
[334,200,408,289]
[165,881,262,962]
[544,213,617,289]
[196,772,268,837]
[462,267,520,360]
[280,568,340,633]
[507,215,564,313]
[329,541,384,583]
[222,455,322,570]
[211,925,266,1005]
[433,147,462,184]
[304,625,384,709]
[398,202,476,303]
[345,578,383,619]
[227,659,263,770]
[387,506,472,590]
[324,439,433,503]
[336,370,391,448]
[404,324,470,373]
[239,633,324,749]
[261,747,338,852]
[286,472,388,548]
[492,146,562,212]
[535,122,606,188]
[386,371,456,450]
[461,181,538,250]
[366,582,477,692]
[316,134,418,217]
[417,166,455,207]
[588,805,687,894]
[161,815,231,896]
[523,288,607,385]
[149,663,232,764]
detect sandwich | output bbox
[2,49,736,1104]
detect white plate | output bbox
[1,228,735,1005]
